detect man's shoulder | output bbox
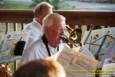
[24,22,42,31]
[24,22,34,30]
[33,39,43,46]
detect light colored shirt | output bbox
[21,39,64,65]
[23,19,43,50]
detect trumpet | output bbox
[60,35,76,48]
[61,25,82,48]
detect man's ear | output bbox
[36,16,42,24]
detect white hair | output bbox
[42,13,66,30]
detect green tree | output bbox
[31,0,64,10]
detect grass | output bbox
[0,1,84,10]
[0,1,33,9]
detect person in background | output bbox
[13,59,66,77]
[24,2,53,49]
[21,13,66,65]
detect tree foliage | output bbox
[31,0,64,10]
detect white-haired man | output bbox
[21,13,66,65]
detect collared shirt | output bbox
[23,18,43,50]
[21,39,64,65]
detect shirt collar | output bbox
[33,18,42,30]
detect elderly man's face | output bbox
[45,19,65,48]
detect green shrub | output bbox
[31,0,64,10]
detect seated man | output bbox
[21,13,66,65]
[13,59,66,77]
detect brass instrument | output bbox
[61,26,82,48]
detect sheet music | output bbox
[81,27,115,61]
[58,46,99,77]
[0,32,5,52]
[0,31,30,64]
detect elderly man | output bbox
[21,13,66,65]
[24,2,53,49]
